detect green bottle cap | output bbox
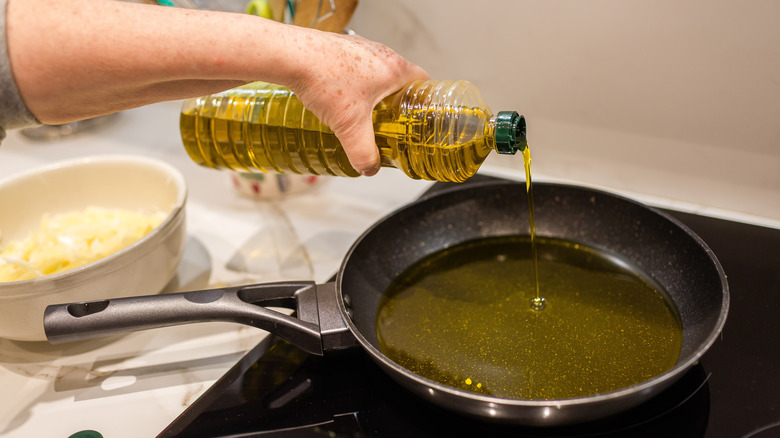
[494,111,527,154]
[68,431,103,438]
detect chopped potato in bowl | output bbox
[0,207,166,282]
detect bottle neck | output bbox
[489,111,527,155]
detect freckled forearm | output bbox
[5,0,309,123]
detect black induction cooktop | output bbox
[160,177,780,438]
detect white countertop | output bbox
[0,102,433,438]
[1,101,777,438]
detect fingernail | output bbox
[359,166,379,177]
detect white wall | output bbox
[350,0,780,222]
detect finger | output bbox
[406,63,430,82]
[337,116,380,176]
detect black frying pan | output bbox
[44,181,729,426]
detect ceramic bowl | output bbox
[0,155,187,341]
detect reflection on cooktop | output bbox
[164,338,711,438]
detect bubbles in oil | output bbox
[530,296,546,311]
[375,236,683,400]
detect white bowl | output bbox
[0,155,187,341]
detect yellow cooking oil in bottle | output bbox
[179,80,527,183]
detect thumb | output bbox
[336,115,381,176]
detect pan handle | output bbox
[44,282,338,355]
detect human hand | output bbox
[5,0,426,172]
[284,29,429,176]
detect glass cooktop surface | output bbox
[161,177,780,438]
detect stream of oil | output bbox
[522,146,544,311]
[375,236,683,400]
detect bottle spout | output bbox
[495,111,527,155]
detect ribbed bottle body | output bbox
[180,80,497,182]
[180,83,359,178]
[377,80,495,182]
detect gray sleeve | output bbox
[0,0,41,142]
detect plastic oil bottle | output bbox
[180,80,526,183]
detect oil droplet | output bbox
[465,378,473,385]
[530,296,546,311]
